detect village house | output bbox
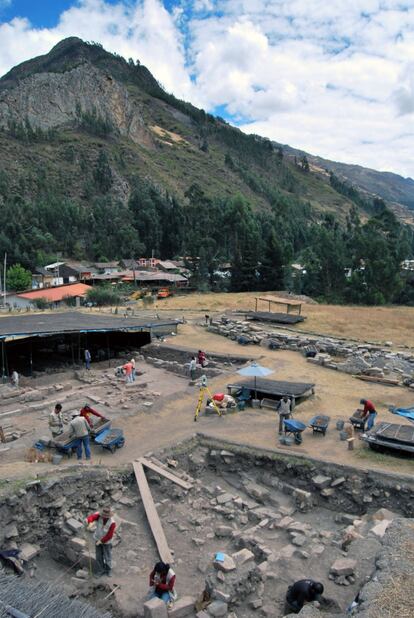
[5,283,92,309]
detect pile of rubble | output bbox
[207,317,414,385]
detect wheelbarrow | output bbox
[309,415,330,436]
[94,427,125,453]
[283,419,307,444]
[350,409,367,431]
[54,434,79,458]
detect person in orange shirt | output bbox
[123,361,133,383]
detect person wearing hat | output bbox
[86,506,116,577]
[69,411,91,462]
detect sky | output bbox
[0,0,413,178]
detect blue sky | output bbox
[0,0,413,177]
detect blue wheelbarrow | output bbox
[283,419,307,444]
[94,427,125,453]
[309,415,330,436]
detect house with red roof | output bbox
[5,283,92,309]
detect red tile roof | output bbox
[18,283,92,302]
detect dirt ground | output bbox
[2,321,414,482]
[155,291,414,348]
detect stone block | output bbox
[232,548,255,565]
[144,597,168,618]
[320,488,335,497]
[19,543,40,562]
[69,536,87,552]
[276,516,294,529]
[331,477,346,487]
[310,544,325,556]
[4,523,18,539]
[216,493,233,505]
[207,601,228,617]
[66,518,84,533]
[243,482,269,503]
[215,525,233,538]
[291,534,307,547]
[372,508,397,522]
[168,596,195,617]
[312,475,332,489]
[330,558,357,577]
[370,520,391,538]
[214,553,236,573]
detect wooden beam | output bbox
[138,457,193,490]
[354,375,400,386]
[132,461,173,564]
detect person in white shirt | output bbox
[277,395,292,434]
[49,403,65,437]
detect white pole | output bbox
[3,252,6,306]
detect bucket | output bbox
[339,430,348,441]
[336,420,345,431]
[284,436,294,446]
[279,436,286,445]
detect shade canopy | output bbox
[237,362,274,378]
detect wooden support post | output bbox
[132,461,173,564]
[138,457,193,490]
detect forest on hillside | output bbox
[0,159,413,306]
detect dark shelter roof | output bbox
[228,377,315,398]
[0,311,179,339]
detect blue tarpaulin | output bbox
[390,406,414,423]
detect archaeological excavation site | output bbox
[1,309,414,618]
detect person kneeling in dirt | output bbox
[285,579,324,614]
[149,561,177,607]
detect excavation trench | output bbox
[0,436,413,618]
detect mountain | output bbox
[0,37,412,305]
[0,37,374,216]
[276,143,414,212]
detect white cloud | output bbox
[0,0,197,102]
[0,0,413,176]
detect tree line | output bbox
[0,164,413,304]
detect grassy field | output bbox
[158,291,414,347]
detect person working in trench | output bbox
[85,505,116,577]
[285,579,325,613]
[148,561,177,607]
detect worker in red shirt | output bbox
[85,506,116,577]
[79,404,105,429]
[360,399,377,430]
[149,561,177,606]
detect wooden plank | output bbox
[354,375,400,386]
[139,457,193,490]
[132,461,173,564]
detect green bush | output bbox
[33,297,49,310]
[86,286,121,306]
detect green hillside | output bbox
[0,38,412,304]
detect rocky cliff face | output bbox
[0,62,148,145]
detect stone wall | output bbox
[207,316,414,385]
[0,468,132,556]
[140,343,252,379]
[162,435,414,518]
